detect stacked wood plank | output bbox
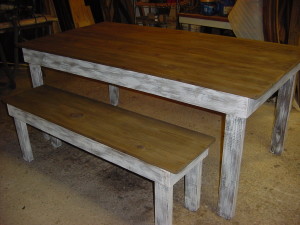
[68,0,95,28]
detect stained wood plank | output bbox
[23,49,251,118]
[69,0,95,28]
[18,22,300,99]
[4,85,214,174]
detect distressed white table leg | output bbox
[218,115,246,219]
[109,85,119,106]
[14,118,34,162]
[29,64,44,87]
[42,133,62,148]
[271,75,296,154]
[50,137,63,148]
[29,63,62,147]
[43,133,51,141]
[155,182,173,225]
[184,161,202,211]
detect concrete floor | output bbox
[0,67,299,225]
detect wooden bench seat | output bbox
[4,85,215,225]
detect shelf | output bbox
[178,13,229,22]
[178,13,232,30]
[135,0,190,8]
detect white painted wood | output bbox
[155,182,173,225]
[22,49,250,118]
[218,114,246,219]
[29,64,43,87]
[271,75,297,154]
[247,67,300,117]
[43,132,62,148]
[7,104,170,184]
[43,133,51,141]
[13,118,34,162]
[22,48,300,221]
[179,16,232,30]
[8,104,195,187]
[42,132,62,148]
[185,161,202,211]
[8,104,209,225]
[29,63,63,147]
[50,137,63,148]
[24,50,300,120]
[169,149,208,186]
[109,85,119,106]
[21,47,299,220]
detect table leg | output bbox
[218,114,246,219]
[29,64,62,148]
[29,64,44,88]
[109,85,119,106]
[271,75,296,154]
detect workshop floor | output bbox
[0,67,299,225]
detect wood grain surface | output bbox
[68,0,95,28]
[4,85,214,174]
[19,22,300,99]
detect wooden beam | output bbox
[69,0,95,28]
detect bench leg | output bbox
[14,118,34,162]
[184,161,202,211]
[154,182,173,225]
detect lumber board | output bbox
[69,0,95,28]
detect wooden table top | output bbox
[19,22,300,99]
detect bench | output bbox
[4,85,215,225]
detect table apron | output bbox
[23,49,255,118]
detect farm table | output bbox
[19,22,300,219]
